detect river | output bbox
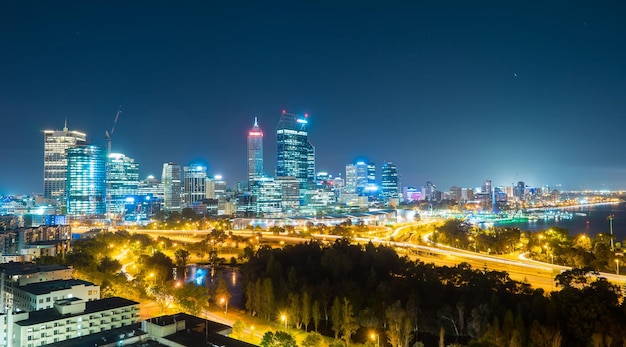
[494,203,626,241]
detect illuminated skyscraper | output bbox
[66,145,106,215]
[367,163,376,184]
[381,161,399,201]
[482,180,493,196]
[250,177,282,217]
[345,164,357,194]
[355,161,368,194]
[247,117,264,189]
[106,153,139,216]
[162,162,182,212]
[43,123,87,207]
[183,165,207,205]
[276,110,315,188]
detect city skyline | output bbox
[2,2,626,194]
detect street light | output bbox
[370,331,379,347]
[220,297,228,314]
[615,259,620,276]
[281,314,287,329]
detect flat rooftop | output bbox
[148,313,257,347]
[19,279,96,295]
[42,323,148,347]
[0,262,71,276]
[16,297,138,326]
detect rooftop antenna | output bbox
[105,106,122,154]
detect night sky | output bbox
[1,2,626,195]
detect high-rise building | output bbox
[43,123,87,208]
[207,175,227,199]
[183,165,207,205]
[66,145,106,216]
[345,164,357,194]
[106,153,139,216]
[138,175,164,201]
[422,181,436,201]
[247,117,264,189]
[276,110,315,189]
[250,177,282,217]
[367,162,376,184]
[482,180,493,196]
[162,163,182,212]
[381,161,399,201]
[515,181,525,200]
[277,176,300,213]
[449,186,463,202]
[355,161,368,194]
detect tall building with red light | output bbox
[247,117,264,188]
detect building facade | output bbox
[66,145,106,216]
[13,279,100,312]
[106,153,139,216]
[381,161,399,202]
[345,164,357,194]
[12,297,139,347]
[247,117,264,189]
[162,163,182,212]
[183,165,207,205]
[0,263,74,314]
[43,124,87,208]
[250,177,282,217]
[276,111,315,189]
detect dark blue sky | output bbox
[1,2,626,195]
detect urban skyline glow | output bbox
[1,3,626,194]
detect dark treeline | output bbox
[241,238,626,347]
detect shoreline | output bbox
[525,201,621,212]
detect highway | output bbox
[116,225,626,292]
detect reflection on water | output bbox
[185,265,243,309]
[495,203,626,240]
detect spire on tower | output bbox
[63,118,68,132]
[254,117,258,127]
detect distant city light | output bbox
[214,175,223,180]
[296,118,308,124]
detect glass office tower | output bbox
[276,110,315,188]
[106,153,139,215]
[162,162,182,212]
[43,123,86,207]
[381,161,399,201]
[66,145,106,215]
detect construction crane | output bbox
[105,106,122,154]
